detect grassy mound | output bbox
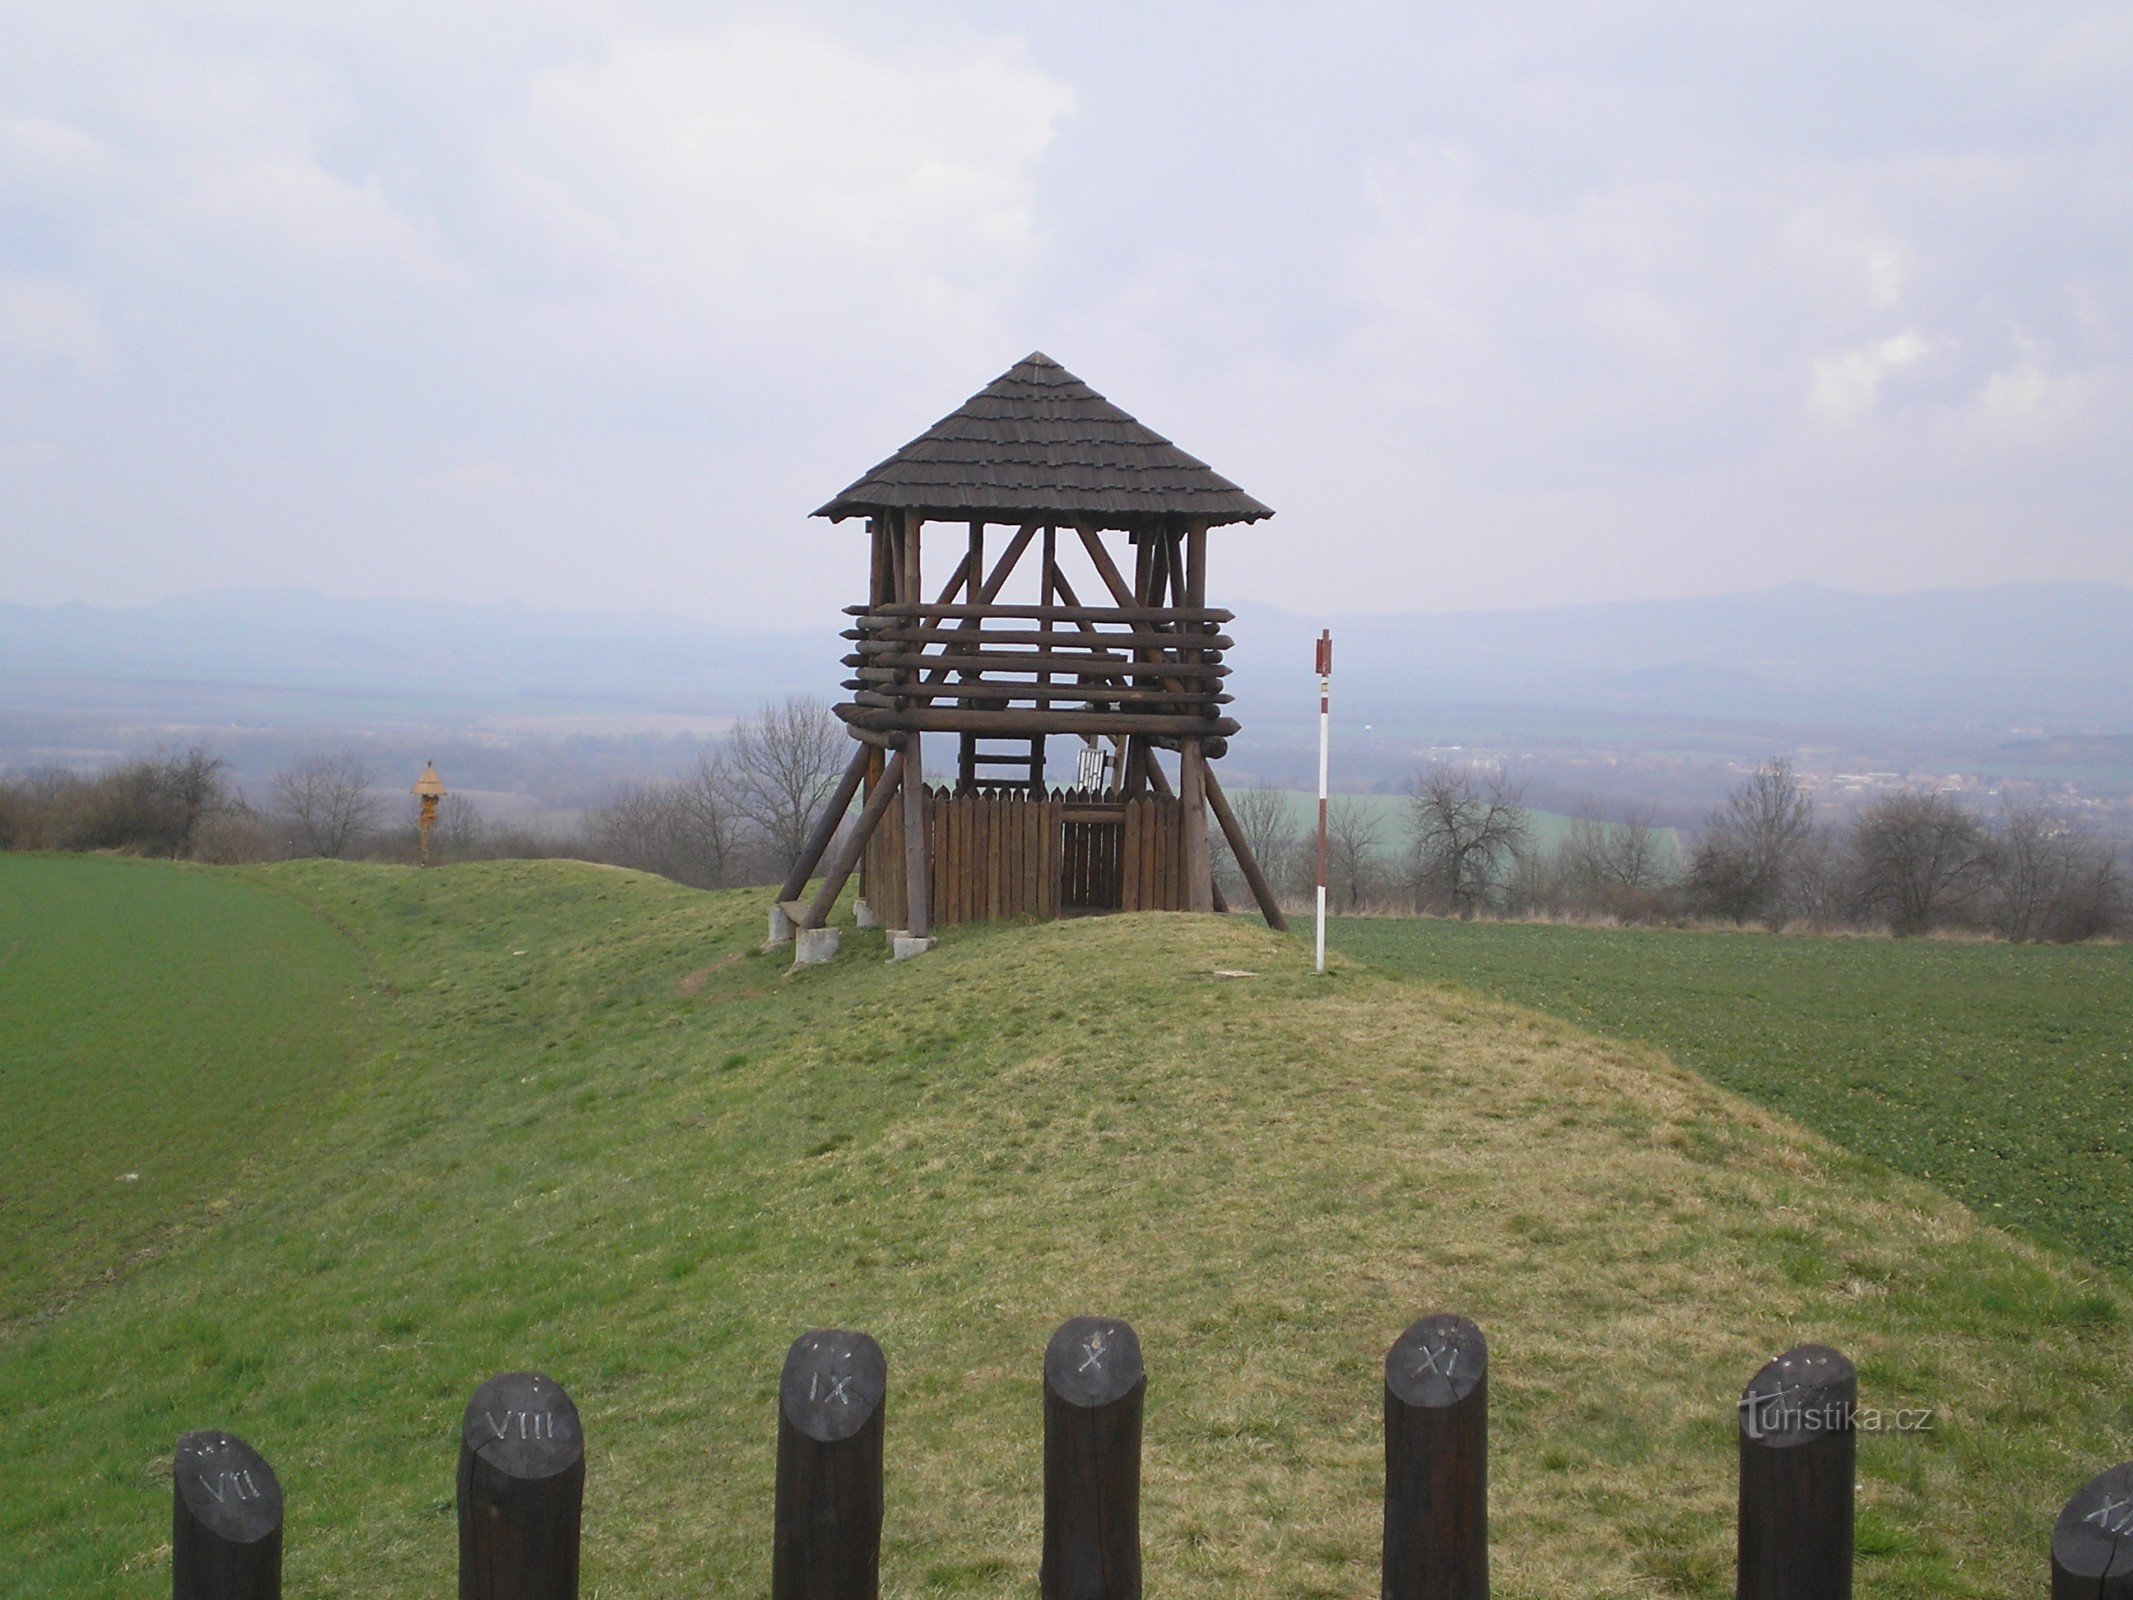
[3,859,2128,1597]
[1327,916,2133,1272]
[0,854,377,1320]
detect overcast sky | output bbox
[3,2,2128,623]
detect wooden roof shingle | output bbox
[814,352,1273,528]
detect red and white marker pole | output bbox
[1314,628,1332,975]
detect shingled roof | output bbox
[814,352,1273,528]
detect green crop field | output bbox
[0,855,377,1320]
[3,857,2130,1597]
[1325,917,2133,1275]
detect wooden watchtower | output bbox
[776,353,1289,940]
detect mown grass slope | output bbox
[1325,916,2133,1273]
[0,854,377,1320]
[3,859,2129,1598]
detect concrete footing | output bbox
[794,926,841,965]
[890,934,937,961]
[766,904,793,945]
[853,898,878,929]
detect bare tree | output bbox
[1987,802,2125,943]
[1325,797,1386,911]
[1554,803,1673,918]
[1687,757,1816,924]
[723,697,845,877]
[1850,791,1989,935]
[1407,763,1528,915]
[1226,786,1299,900]
[272,752,384,859]
[435,793,487,860]
[585,752,744,889]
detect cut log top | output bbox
[174,1430,282,1544]
[1044,1316,1145,1409]
[461,1372,584,1480]
[1737,1343,1856,1448]
[2055,1461,2133,1582]
[780,1328,888,1444]
[1384,1314,1487,1409]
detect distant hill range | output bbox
[1225,582,2133,739]
[3,581,2129,748]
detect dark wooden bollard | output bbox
[1383,1313,1488,1600]
[2052,1461,2133,1597]
[774,1328,888,1600]
[174,1430,282,1600]
[1041,1316,1145,1600]
[457,1372,585,1600]
[1737,1343,1855,1600]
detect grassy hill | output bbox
[3,858,2129,1597]
[0,855,377,1319]
[1325,917,2133,1274]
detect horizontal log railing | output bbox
[845,601,1230,626]
[837,599,1233,742]
[167,1320,2109,1600]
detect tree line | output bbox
[1213,757,2125,943]
[5,722,2121,943]
[0,697,848,889]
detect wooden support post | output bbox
[1179,739,1213,912]
[1736,1344,1854,1600]
[1177,521,1212,911]
[174,1430,282,1600]
[858,746,883,907]
[1041,1316,1144,1600]
[961,521,984,790]
[2053,1462,2133,1597]
[899,517,931,937]
[773,1329,887,1600]
[1382,1315,1487,1600]
[458,1372,585,1600]
[1035,524,1055,791]
[799,753,906,929]
[1203,767,1288,930]
[780,745,872,904]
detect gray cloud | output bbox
[2,1,2127,621]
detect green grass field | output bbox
[0,855,376,1320]
[3,858,2130,1597]
[1323,917,2133,1276]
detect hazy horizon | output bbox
[4,4,2130,626]
[8,573,2132,631]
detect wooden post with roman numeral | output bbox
[1382,1314,1488,1600]
[1736,1343,1855,1600]
[457,1372,585,1600]
[173,1430,283,1600]
[1041,1315,1145,1600]
[773,1328,888,1600]
[2052,1462,2133,1597]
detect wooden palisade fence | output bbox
[171,1320,2131,1598]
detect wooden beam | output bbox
[1204,765,1288,931]
[796,751,906,930]
[851,626,1233,651]
[1075,525,1139,612]
[839,705,1239,739]
[851,652,1227,679]
[777,742,871,903]
[849,600,1229,625]
[848,683,1230,707]
[1180,739,1213,913]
